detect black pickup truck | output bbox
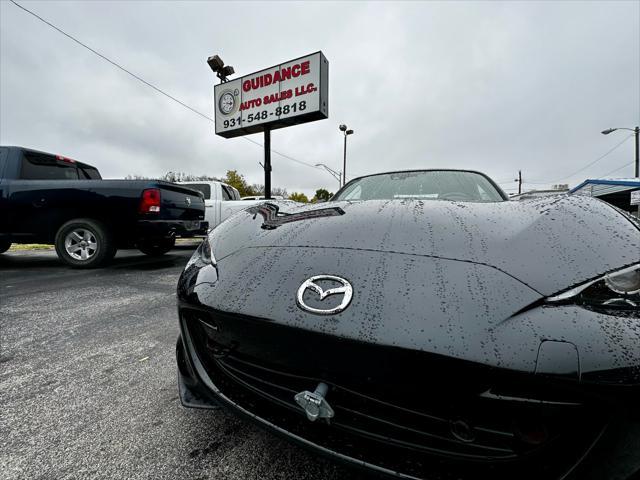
[0,146,208,268]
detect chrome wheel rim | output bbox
[64,229,98,261]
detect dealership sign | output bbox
[214,52,328,138]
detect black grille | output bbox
[217,354,520,460]
[183,309,607,479]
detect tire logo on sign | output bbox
[218,89,239,116]
[296,275,353,315]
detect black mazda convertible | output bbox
[176,169,640,479]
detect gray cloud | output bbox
[1,0,638,196]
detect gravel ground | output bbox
[0,247,360,480]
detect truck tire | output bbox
[0,239,11,253]
[54,219,116,268]
[138,237,175,257]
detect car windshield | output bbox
[332,170,504,203]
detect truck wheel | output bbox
[54,219,116,268]
[138,237,176,257]
[0,239,11,254]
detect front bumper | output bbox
[176,306,640,480]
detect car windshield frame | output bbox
[331,169,508,203]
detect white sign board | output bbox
[214,52,328,138]
[631,189,640,205]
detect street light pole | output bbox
[343,134,347,187]
[339,124,354,186]
[315,163,342,189]
[601,126,640,178]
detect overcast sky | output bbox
[1,0,639,196]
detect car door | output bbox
[8,151,81,241]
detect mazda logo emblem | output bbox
[296,275,353,315]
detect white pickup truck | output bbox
[178,181,270,230]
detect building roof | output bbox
[569,178,640,196]
[510,189,568,200]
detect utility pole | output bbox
[635,126,639,178]
[601,126,640,178]
[515,170,522,195]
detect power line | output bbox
[600,159,635,178]
[15,0,625,185]
[241,136,320,169]
[527,134,633,185]
[9,0,214,122]
[8,0,322,171]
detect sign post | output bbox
[264,127,271,199]
[213,52,329,198]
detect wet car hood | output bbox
[211,195,639,296]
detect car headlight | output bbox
[198,236,216,266]
[547,264,639,310]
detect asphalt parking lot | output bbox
[0,245,360,480]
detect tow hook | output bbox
[294,382,334,423]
